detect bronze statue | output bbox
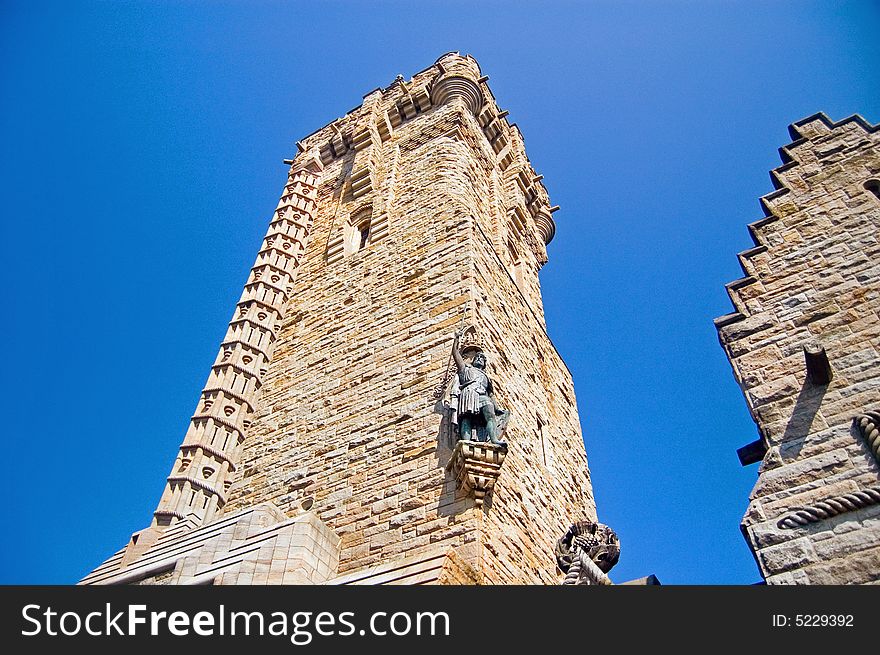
[451,328,509,447]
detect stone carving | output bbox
[448,327,510,446]
[778,486,880,529]
[445,440,507,508]
[855,409,880,464]
[556,521,620,585]
[430,55,483,117]
[777,410,880,529]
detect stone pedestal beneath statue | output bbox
[445,440,507,508]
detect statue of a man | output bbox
[451,329,508,446]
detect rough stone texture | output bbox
[148,155,323,531]
[221,52,595,584]
[716,113,880,584]
[327,546,481,585]
[83,53,597,585]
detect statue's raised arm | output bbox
[452,328,466,372]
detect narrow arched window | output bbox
[327,205,385,264]
[865,179,880,201]
[358,221,370,250]
[347,206,372,254]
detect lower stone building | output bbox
[716,113,880,584]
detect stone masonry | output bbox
[83,53,599,585]
[716,113,880,584]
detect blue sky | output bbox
[1,1,877,584]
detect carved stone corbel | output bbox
[445,440,507,508]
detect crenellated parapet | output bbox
[445,440,508,509]
[151,152,324,531]
[293,52,557,263]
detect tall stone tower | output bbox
[82,53,605,585]
[717,113,880,584]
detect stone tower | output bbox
[716,113,880,584]
[82,53,604,585]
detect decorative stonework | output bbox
[430,76,483,116]
[855,409,880,464]
[533,208,555,245]
[445,440,507,508]
[778,486,880,529]
[431,52,483,116]
[555,521,620,585]
[150,151,324,531]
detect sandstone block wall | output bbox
[215,53,595,583]
[716,113,880,584]
[84,53,598,585]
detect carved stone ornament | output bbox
[776,409,880,529]
[430,75,483,116]
[778,486,880,529]
[445,440,507,508]
[555,521,620,585]
[855,409,880,465]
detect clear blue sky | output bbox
[1,1,877,585]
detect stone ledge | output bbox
[326,546,479,585]
[81,504,340,586]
